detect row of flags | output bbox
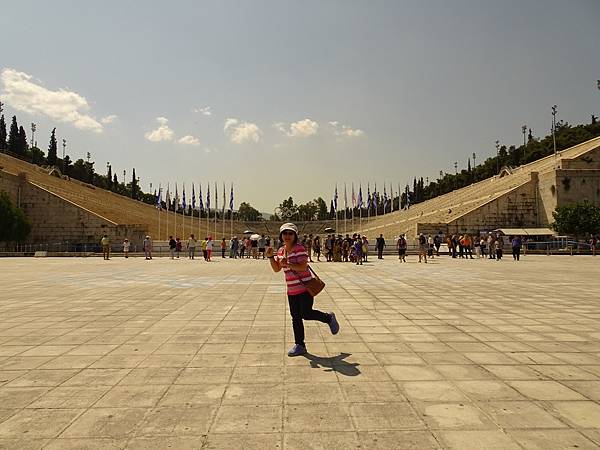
[155,182,234,213]
[333,182,411,212]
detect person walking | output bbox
[175,237,182,259]
[306,234,313,262]
[354,236,364,265]
[221,238,227,258]
[122,238,130,258]
[488,233,496,260]
[495,235,504,260]
[362,236,369,262]
[201,237,208,260]
[143,235,153,260]
[206,236,213,261]
[258,235,267,259]
[418,233,428,263]
[511,235,522,261]
[376,234,386,259]
[100,234,110,260]
[397,234,407,262]
[267,223,339,356]
[187,234,197,259]
[313,235,321,262]
[168,236,176,259]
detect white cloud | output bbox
[274,118,319,138]
[178,135,200,146]
[145,117,174,142]
[224,117,262,144]
[100,114,118,124]
[329,121,365,138]
[0,68,107,133]
[192,106,212,116]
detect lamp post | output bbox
[495,140,500,175]
[522,124,527,147]
[123,169,126,184]
[472,152,476,168]
[30,123,36,148]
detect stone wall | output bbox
[0,170,145,245]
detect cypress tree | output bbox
[0,115,6,151]
[18,126,28,156]
[47,128,58,166]
[113,173,118,189]
[107,165,113,189]
[131,168,138,199]
[7,116,19,154]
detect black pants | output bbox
[512,247,521,261]
[287,291,330,346]
[377,248,383,259]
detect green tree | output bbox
[63,154,72,175]
[314,197,328,220]
[552,201,600,237]
[0,112,7,151]
[30,146,45,165]
[0,192,31,242]
[278,197,298,220]
[7,116,19,155]
[18,126,29,156]
[47,128,58,166]
[107,165,113,190]
[131,168,138,199]
[298,200,318,221]
[237,202,261,221]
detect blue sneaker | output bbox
[287,344,307,357]
[328,312,339,335]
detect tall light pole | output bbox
[522,125,527,147]
[62,139,66,174]
[123,169,126,184]
[30,123,36,148]
[495,140,500,175]
[551,105,558,157]
[472,152,476,168]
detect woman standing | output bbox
[266,223,339,356]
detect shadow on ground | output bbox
[303,352,361,376]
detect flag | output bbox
[383,184,388,210]
[182,184,187,211]
[214,181,218,214]
[222,182,226,214]
[191,183,196,210]
[166,183,171,209]
[175,183,179,209]
[198,184,204,211]
[206,183,210,210]
[156,185,162,209]
[229,184,234,211]
[358,184,363,208]
[333,184,338,211]
[344,183,347,210]
[367,183,371,210]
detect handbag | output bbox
[293,265,325,297]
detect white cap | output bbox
[279,223,298,235]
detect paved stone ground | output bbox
[0,254,600,449]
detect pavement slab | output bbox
[1,255,600,448]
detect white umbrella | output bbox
[250,234,260,240]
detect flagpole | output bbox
[214,182,217,240]
[206,183,210,240]
[230,183,234,240]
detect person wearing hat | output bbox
[100,234,110,260]
[266,223,339,356]
[122,238,130,258]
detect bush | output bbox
[0,191,31,242]
[552,201,600,237]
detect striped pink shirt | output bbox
[276,244,312,296]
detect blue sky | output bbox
[1,0,599,212]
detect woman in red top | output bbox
[266,223,339,356]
